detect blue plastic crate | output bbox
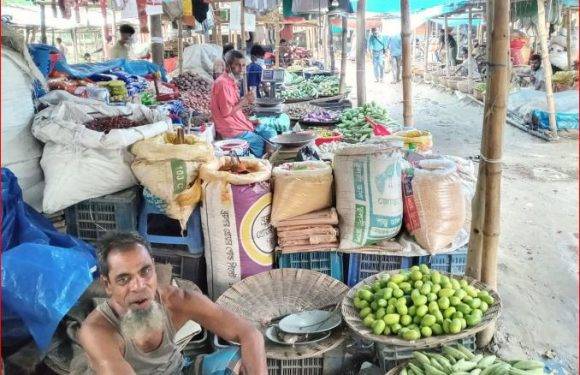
[347,253,413,287]
[277,251,343,282]
[415,245,468,275]
[65,187,140,243]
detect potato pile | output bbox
[173,72,212,115]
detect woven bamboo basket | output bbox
[215,269,349,360]
[386,363,406,375]
[446,77,462,90]
[456,80,473,94]
[341,270,501,348]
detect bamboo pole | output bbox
[473,0,510,347]
[356,0,366,105]
[567,8,572,69]
[71,28,79,62]
[468,7,473,90]
[150,15,165,67]
[178,20,184,75]
[240,0,246,53]
[40,4,47,44]
[424,20,430,72]
[536,0,558,137]
[401,0,413,127]
[328,14,336,72]
[275,22,281,68]
[339,15,348,94]
[444,15,450,75]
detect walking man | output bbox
[368,28,387,82]
[387,33,403,83]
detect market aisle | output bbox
[344,60,579,372]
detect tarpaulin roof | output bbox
[350,0,450,14]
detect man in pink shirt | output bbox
[210,50,276,157]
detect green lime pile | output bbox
[352,265,495,341]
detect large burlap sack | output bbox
[31,95,172,213]
[403,159,466,253]
[200,157,275,300]
[131,132,214,229]
[334,144,403,249]
[271,161,333,226]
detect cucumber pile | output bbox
[337,102,396,142]
[352,265,496,341]
[400,344,546,375]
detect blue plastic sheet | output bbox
[533,110,579,130]
[1,168,96,350]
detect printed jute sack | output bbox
[131,132,214,229]
[200,157,275,300]
[334,144,403,249]
[402,158,466,253]
[271,161,333,226]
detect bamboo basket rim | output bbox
[386,363,406,375]
[341,270,502,348]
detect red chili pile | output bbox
[84,116,146,133]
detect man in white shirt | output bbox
[530,54,546,91]
[111,24,136,59]
[454,47,481,80]
[55,37,67,58]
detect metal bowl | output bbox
[270,132,317,148]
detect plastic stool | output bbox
[139,202,203,255]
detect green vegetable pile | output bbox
[317,76,340,97]
[400,344,546,375]
[284,72,305,86]
[474,83,486,93]
[352,265,496,341]
[281,80,318,100]
[337,102,396,142]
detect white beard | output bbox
[120,300,164,340]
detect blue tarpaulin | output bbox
[350,0,449,13]
[2,168,96,350]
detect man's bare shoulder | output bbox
[79,307,121,347]
[159,285,206,311]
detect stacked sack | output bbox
[270,161,337,253]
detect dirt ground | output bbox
[345,61,579,372]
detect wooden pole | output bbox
[356,0,366,105]
[401,0,413,127]
[444,14,450,75]
[468,7,473,90]
[150,14,165,67]
[328,14,336,72]
[567,8,572,69]
[471,0,510,347]
[275,22,281,68]
[339,15,348,94]
[536,0,558,137]
[71,28,79,63]
[424,20,430,72]
[178,20,184,75]
[40,4,47,44]
[240,0,246,53]
[112,9,117,43]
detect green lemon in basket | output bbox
[359,307,372,319]
[358,289,373,301]
[396,303,408,316]
[413,294,428,307]
[411,270,423,281]
[382,325,392,336]
[449,319,462,334]
[399,282,412,293]
[390,274,406,284]
[459,279,469,289]
[428,293,438,303]
[471,308,483,319]
[387,281,400,290]
[379,275,391,287]
[408,306,417,317]
[410,265,420,272]
[383,288,393,300]
[434,310,444,323]
[467,286,479,298]
[397,297,407,305]
[390,323,402,334]
[419,264,430,275]
[430,271,442,284]
[383,314,400,325]
[414,280,424,289]
[386,305,396,314]
[455,289,467,300]
[416,305,428,318]
[398,327,408,336]
[469,298,482,309]
[372,319,386,335]
[411,289,421,299]
[413,315,422,325]
[388,298,398,306]
[375,308,386,320]
[420,284,432,295]
[420,326,433,338]
[438,288,455,298]
[465,313,482,327]
[393,289,405,298]
[431,323,443,335]
[450,296,461,306]
[460,318,467,330]
[370,301,378,311]
[480,301,489,313]
[452,311,464,320]
[421,314,436,327]
[377,299,388,308]
[462,295,474,304]
[443,307,456,319]
[402,329,421,341]
[457,303,472,315]
[371,281,382,292]
[362,314,375,328]
[428,301,439,314]
[400,314,412,326]
[438,297,450,310]
[442,319,451,333]
[431,284,442,294]
[478,291,495,305]
[451,279,461,290]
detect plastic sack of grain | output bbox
[271,161,333,226]
[200,157,275,300]
[402,158,466,253]
[131,132,214,229]
[334,144,403,249]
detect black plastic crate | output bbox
[65,187,140,243]
[376,335,476,372]
[151,245,207,294]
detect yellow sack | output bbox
[131,132,214,229]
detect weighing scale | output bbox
[254,68,285,115]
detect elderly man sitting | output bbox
[210,49,276,157]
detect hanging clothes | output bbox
[291,0,327,14]
[137,0,149,33]
[193,0,209,23]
